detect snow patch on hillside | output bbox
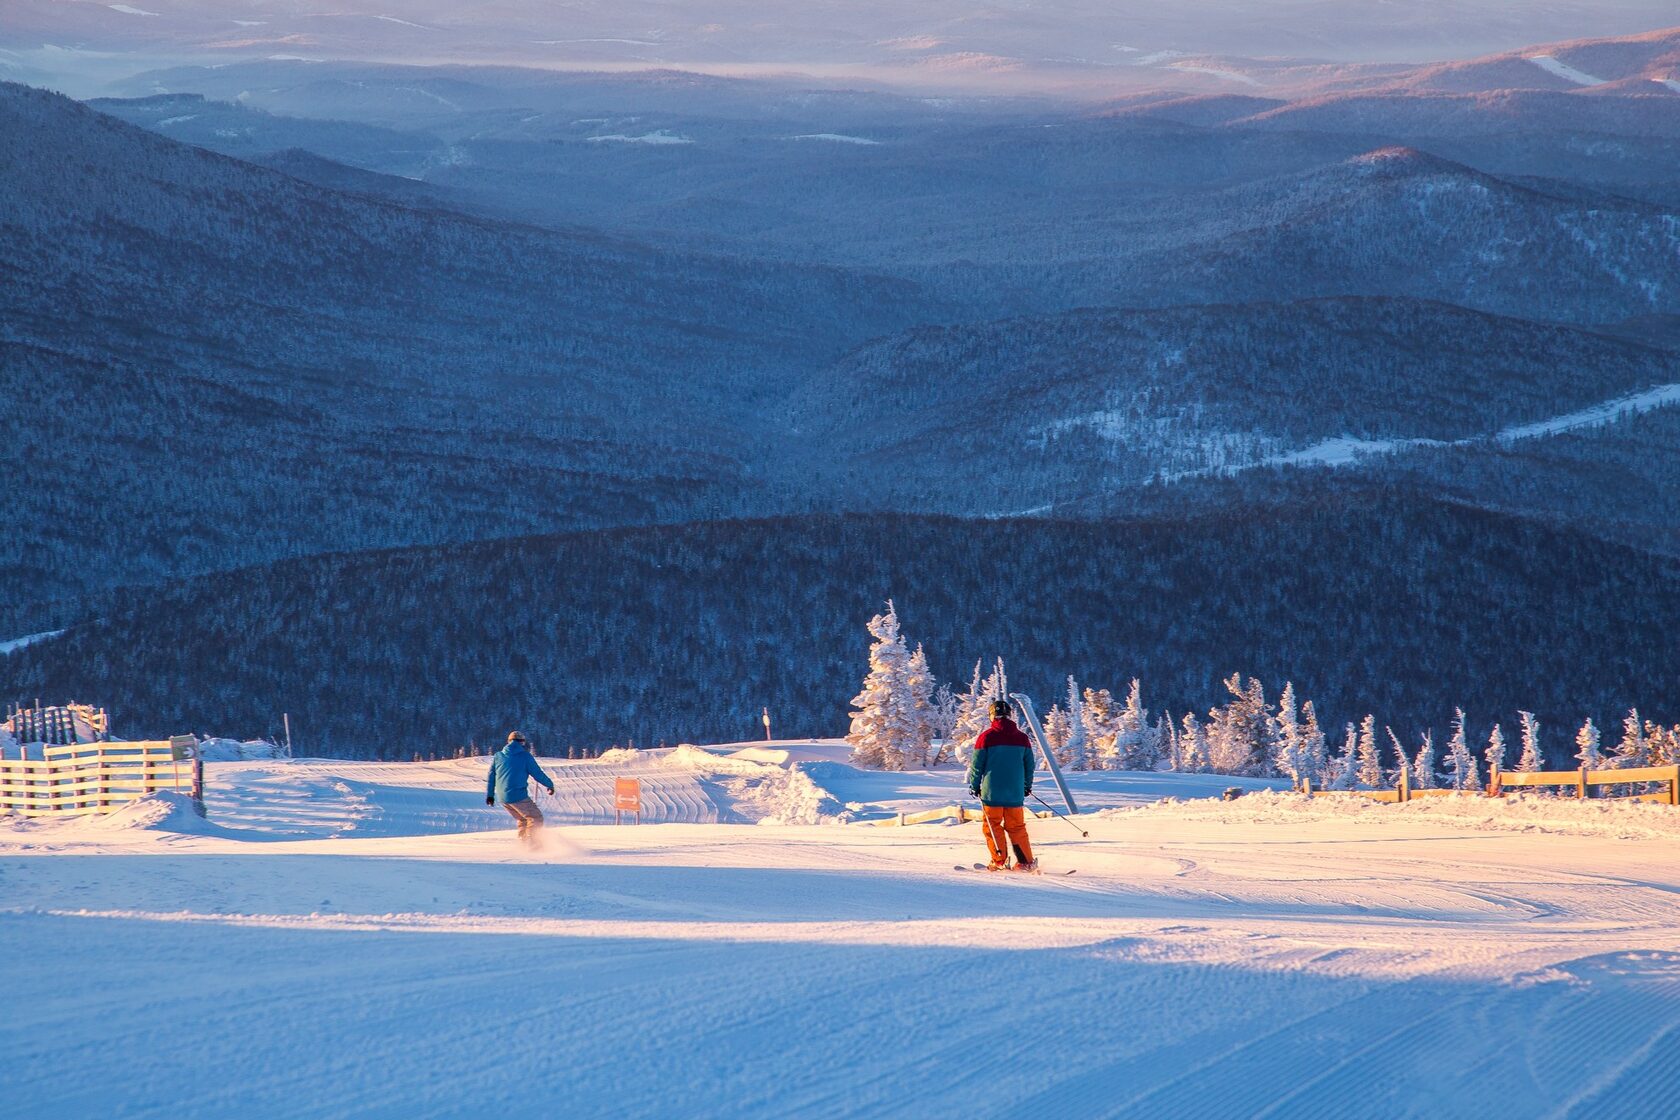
[107,4,159,16]
[587,130,693,145]
[788,133,882,145]
[0,629,64,655]
[1527,55,1606,86]
[1172,63,1263,87]
[1157,381,1680,484]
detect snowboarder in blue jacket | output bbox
[486,731,555,848]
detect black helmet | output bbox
[989,700,1012,720]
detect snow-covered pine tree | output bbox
[1042,705,1071,754]
[1082,687,1120,770]
[1331,723,1358,791]
[1061,676,1089,771]
[1485,724,1507,781]
[1273,681,1303,788]
[1612,709,1648,769]
[1207,673,1270,775]
[904,644,938,768]
[845,601,925,771]
[947,659,998,766]
[1299,700,1328,789]
[1385,727,1411,788]
[1413,730,1436,790]
[1445,709,1478,791]
[1575,718,1601,771]
[1648,721,1679,766]
[1516,711,1543,773]
[1355,715,1383,789]
[928,683,960,764]
[1113,679,1159,770]
[1178,711,1209,773]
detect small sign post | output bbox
[614,777,642,824]
[762,707,772,742]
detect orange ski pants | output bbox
[981,806,1034,866]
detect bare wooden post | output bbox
[1578,766,1589,799]
[1399,766,1410,803]
[1488,762,1502,797]
[1302,776,1313,796]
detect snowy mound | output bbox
[93,791,220,834]
[196,737,286,762]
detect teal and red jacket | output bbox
[967,718,1035,807]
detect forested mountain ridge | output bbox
[788,297,1679,512]
[6,498,1677,757]
[0,80,938,629]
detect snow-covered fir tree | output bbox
[1207,674,1270,775]
[1385,727,1411,787]
[1355,715,1383,789]
[1516,711,1543,773]
[904,644,939,767]
[1111,679,1160,771]
[1612,709,1648,769]
[1413,730,1436,789]
[1486,723,1507,778]
[1042,705,1071,753]
[1575,718,1601,771]
[1299,700,1328,789]
[928,683,959,762]
[1271,682,1312,789]
[1331,723,1359,790]
[1082,687,1120,770]
[1178,711,1210,774]
[947,658,1007,766]
[845,601,929,771]
[1060,676,1089,771]
[1445,709,1479,791]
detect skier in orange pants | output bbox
[967,700,1037,871]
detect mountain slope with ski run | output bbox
[5,749,1680,1118]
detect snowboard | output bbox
[954,863,1075,876]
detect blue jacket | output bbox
[487,742,554,804]
[967,718,1035,808]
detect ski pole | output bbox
[1031,792,1089,837]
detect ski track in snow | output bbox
[106,4,158,16]
[1527,54,1607,87]
[1658,78,1680,93]
[7,759,1680,1117]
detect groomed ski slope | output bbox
[5,752,1680,1118]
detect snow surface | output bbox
[1526,54,1607,87]
[107,4,159,16]
[7,754,1680,1117]
[1658,77,1680,93]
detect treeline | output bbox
[6,495,1679,758]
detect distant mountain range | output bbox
[4,24,1680,750]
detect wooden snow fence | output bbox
[0,740,195,817]
[866,804,1059,827]
[1306,764,1680,805]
